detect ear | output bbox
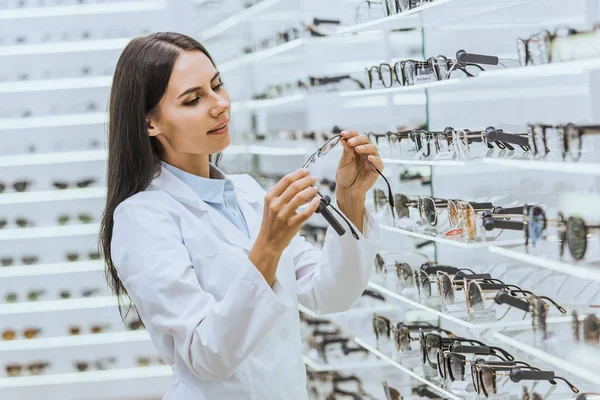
[145,117,159,137]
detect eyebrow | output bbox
[177,71,221,99]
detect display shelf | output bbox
[489,244,600,283]
[0,149,107,167]
[482,157,600,175]
[494,330,600,385]
[198,0,290,41]
[0,330,150,352]
[218,38,305,72]
[367,281,570,330]
[298,303,399,319]
[0,112,106,131]
[232,93,306,112]
[0,0,165,19]
[380,224,523,249]
[382,157,471,167]
[0,223,100,242]
[353,336,463,400]
[0,296,118,316]
[0,38,130,56]
[340,79,459,97]
[0,260,104,279]
[0,76,113,94]
[302,354,387,372]
[0,187,106,205]
[0,365,172,396]
[338,0,562,34]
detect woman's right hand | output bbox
[257,168,321,254]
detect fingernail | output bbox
[349,139,356,145]
[341,130,348,136]
[312,177,318,183]
[302,168,310,174]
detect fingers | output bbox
[281,185,319,218]
[268,168,310,199]
[353,143,378,156]
[345,134,370,147]
[289,196,320,226]
[277,175,318,205]
[367,154,384,171]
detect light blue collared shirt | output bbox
[162,161,250,238]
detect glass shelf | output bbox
[353,336,463,400]
[367,281,571,330]
[0,0,165,20]
[0,296,118,316]
[0,112,106,131]
[0,149,107,167]
[0,260,103,279]
[489,243,600,283]
[482,157,600,175]
[0,76,113,93]
[302,354,388,372]
[0,38,130,56]
[0,224,100,242]
[198,0,290,41]
[0,330,150,352]
[494,326,600,385]
[0,187,107,205]
[380,224,524,249]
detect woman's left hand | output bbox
[335,130,383,198]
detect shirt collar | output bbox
[161,161,236,206]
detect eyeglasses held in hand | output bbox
[302,134,394,239]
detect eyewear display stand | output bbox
[1,0,600,399]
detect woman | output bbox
[100,32,382,400]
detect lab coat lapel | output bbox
[152,165,253,252]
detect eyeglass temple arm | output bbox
[486,128,530,147]
[495,290,531,312]
[456,50,499,66]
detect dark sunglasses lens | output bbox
[468,283,484,311]
[373,317,388,338]
[425,335,439,363]
[449,355,462,381]
[441,274,454,304]
[528,206,546,246]
[53,182,68,190]
[398,327,410,351]
[481,369,496,395]
[373,189,387,211]
[567,216,587,260]
[0,183,5,193]
[422,198,436,225]
[398,263,412,283]
[0,219,6,229]
[583,315,600,344]
[375,254,385,273]
[418,271,431,297]
[394,194,410,219]
[319,136,341,157]
[13,181,29,192]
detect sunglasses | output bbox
[59,288,101,299]
[471,361,579,397]
[528,123,600,161]
[57,213,94,225]
[5,289,45,303]
[0,217,34,229]
[52,178,96,190]
[437,347,512,382]
[73,356,117,372]
[0,180,31,193]
[68,324,110,335]
[5,362,50,377]
[558,213,600,260]
[572,311,599,345]
[65,251,102,262]
[302,134,394,236]
[0,255,39,266]
[2,327,41,340]
[136,356,165,367]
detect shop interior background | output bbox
[1,0,600,399]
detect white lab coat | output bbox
[110,164,380,400]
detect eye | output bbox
[184,96,201,106]
[212,81,225,91]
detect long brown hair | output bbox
[99,32,218,319]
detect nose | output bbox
[209,92,230,118]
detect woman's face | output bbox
[147,50,231,155]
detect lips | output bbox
[208,119,229,134]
